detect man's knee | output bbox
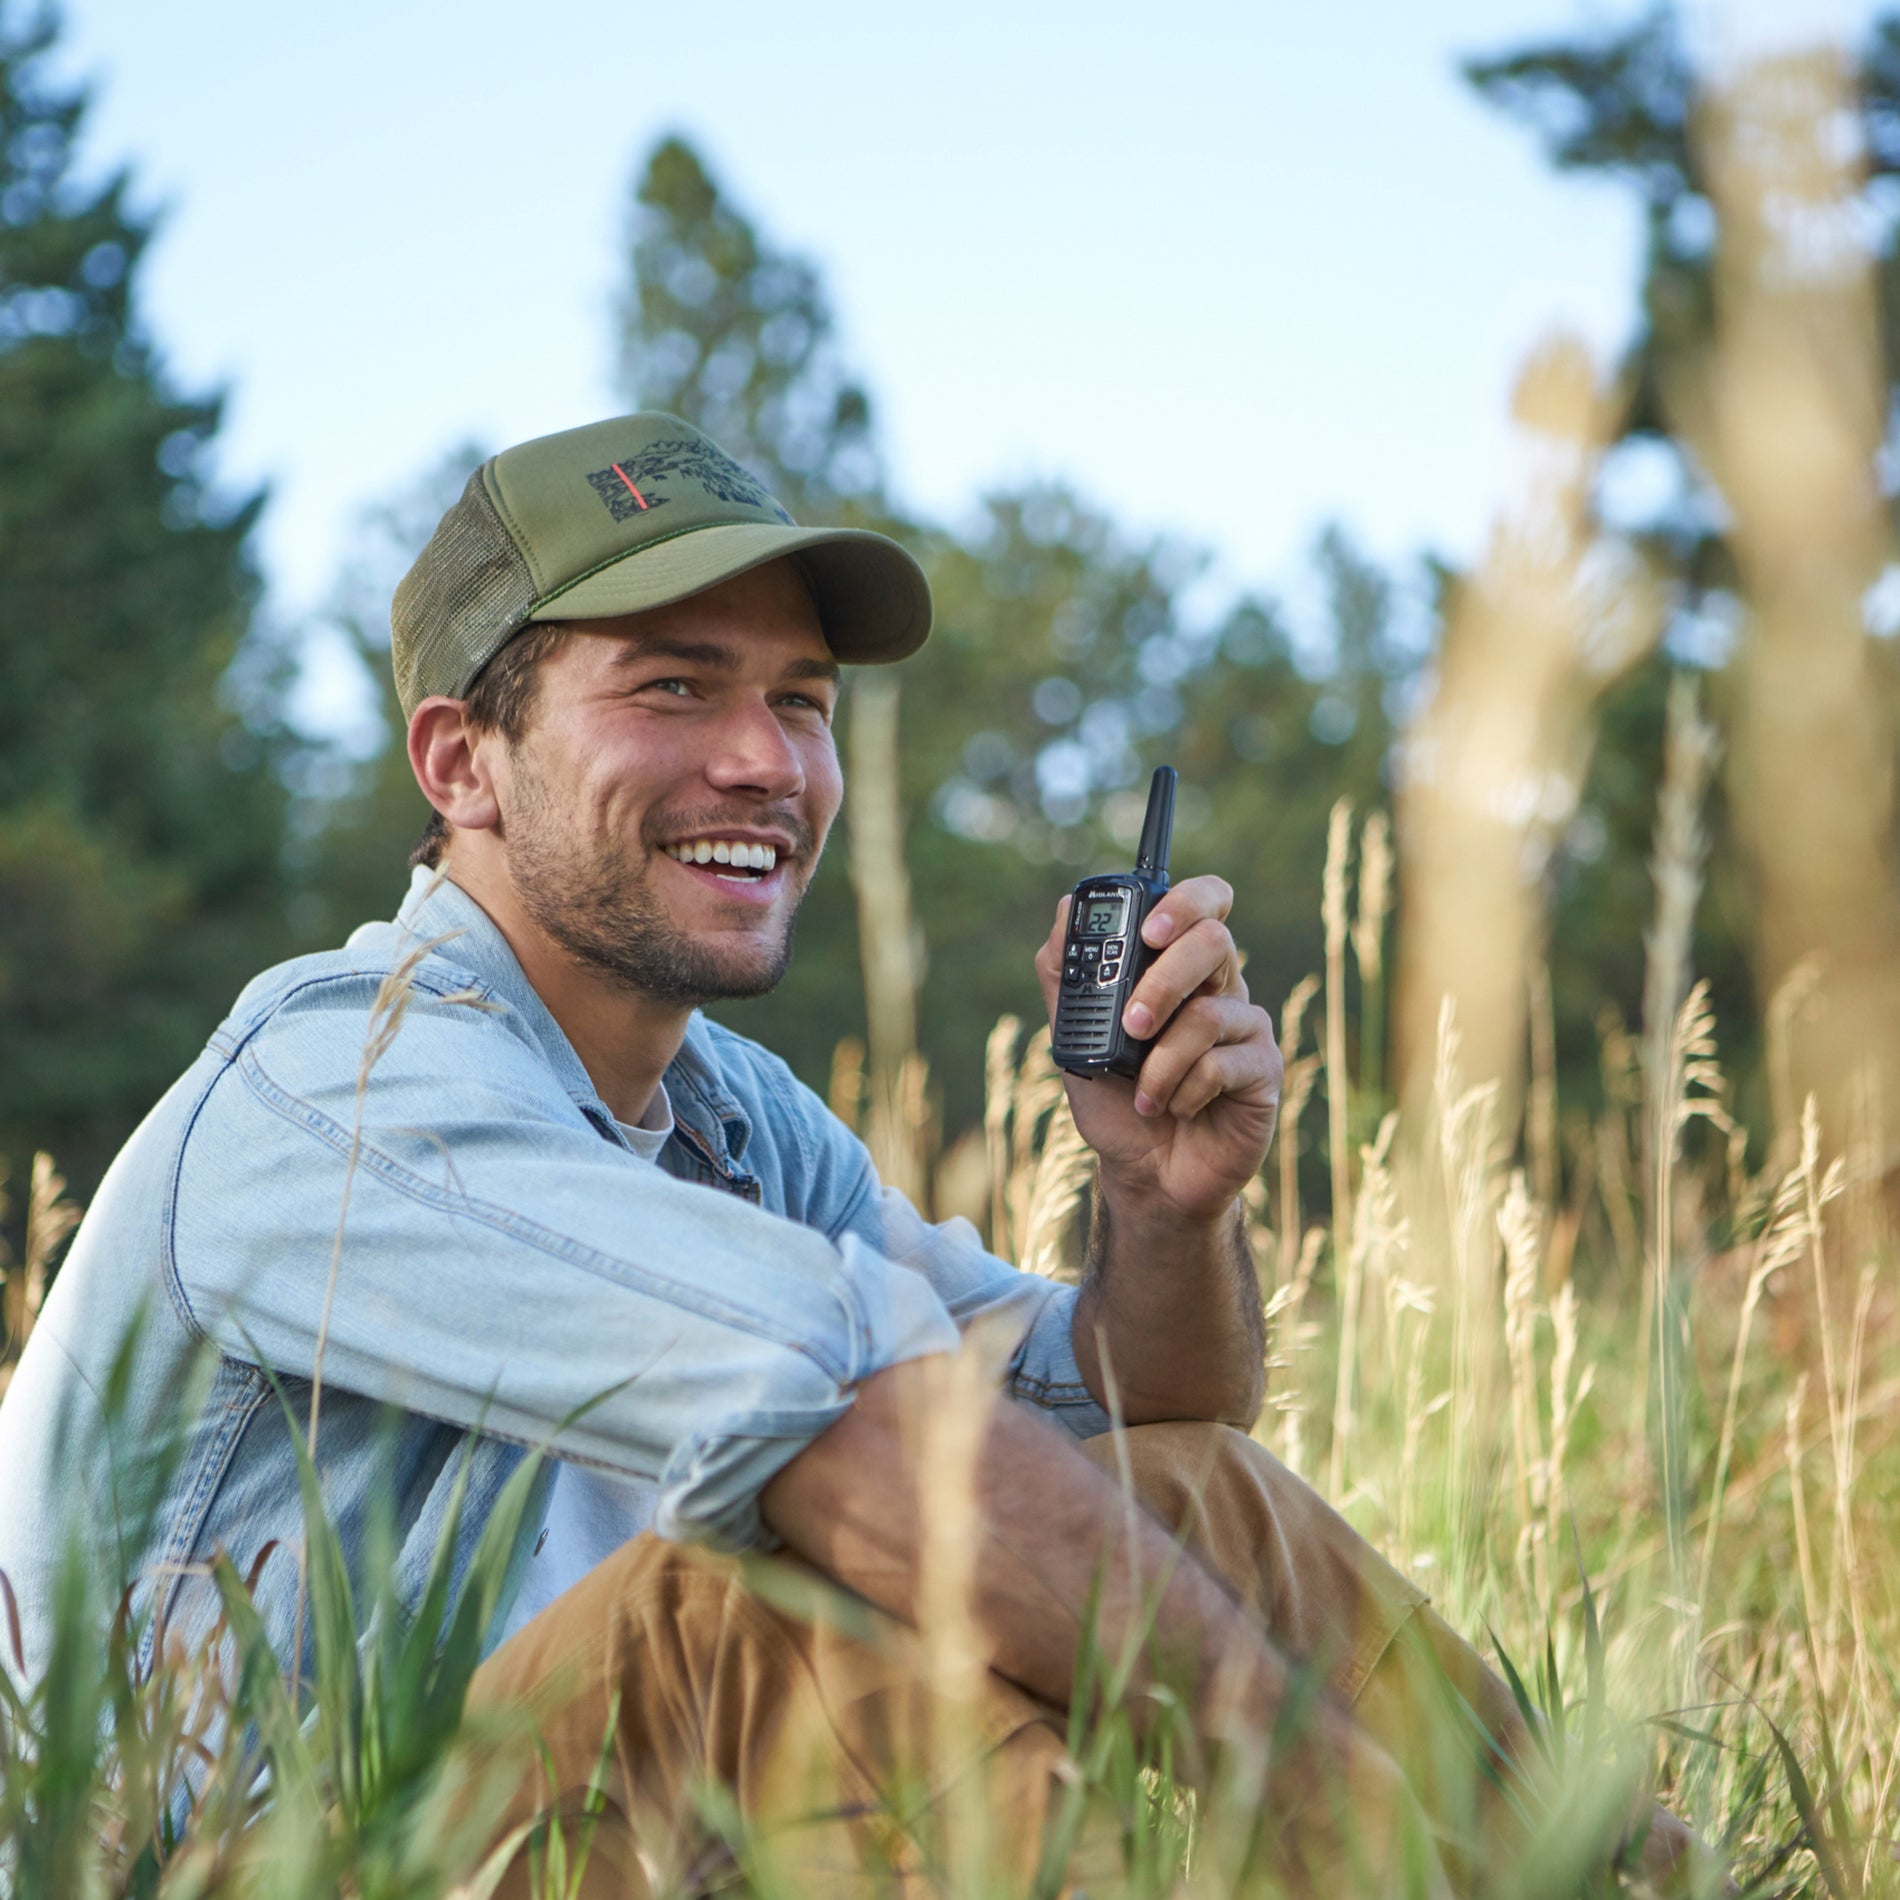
[471,1533,751,1723]
[1075,1421,1429,1701]
[1076,1419,1293,1551]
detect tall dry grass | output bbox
[3,34,1898,1900]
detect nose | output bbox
[703,694,807,801]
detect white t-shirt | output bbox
[497,1086,673,1640]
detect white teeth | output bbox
[667,838,779,871]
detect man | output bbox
[0,413,1695,1895]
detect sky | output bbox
[41,0,1873,727]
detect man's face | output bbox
[489,558,844,1006]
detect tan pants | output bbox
[469,1423,1433,1897]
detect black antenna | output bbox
[1135,766,1177,880]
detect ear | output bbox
[408,698,502,835]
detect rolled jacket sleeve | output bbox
[172,971,961,1553]
[825,1169,1114,1444]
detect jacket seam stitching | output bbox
[137,1365,270,1677]
[825,1166,880,1247]
[234,1047,854,1384]
[752,1050,819,1177]
[162,1063,240,1342]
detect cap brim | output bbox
[527,520,930,663]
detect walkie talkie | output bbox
[1052,765,1176,1079]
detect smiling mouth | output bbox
[661,837,779,882]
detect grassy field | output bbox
[3,40,1898,1900]
[1,797,1895,1896]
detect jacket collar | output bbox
[392,868,753,1170]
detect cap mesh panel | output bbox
[391,469,538,716]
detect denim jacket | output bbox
[0,869,1108,1692]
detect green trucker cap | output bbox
[391,412,931,719]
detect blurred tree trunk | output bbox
[846,673,928,1203]
[1394,340,1654,1126]
[1691,49,1900,1161]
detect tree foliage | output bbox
[0,6,293,1196]
[620,135,883,523]
[1469,9,1900,586]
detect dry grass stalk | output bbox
[1593,1004,1643,1276]
[1633,679,1718,1518]
[1430,998,1504,1562]
[1387,1275,1441,1570]
[1837,1257,1879,1760]
[1276,975,1321,1289]
[1017,1102,1093,1283]
[867,1051,936,1221]
[1351,809,1392,1103]
[1329,1110,1402,1503]
[23,1152,81,1306]
[1497,1169,1549,1606]
[2,1152,81,1377]
[1784,1372,1824,1706]
[1650,981,1731,1640]
[1796,1088,1852,1717]
[1642,674,1719,1168]
[914,1327,1012,1886]
[1765,960,1822,1169]
[1356,1109,1407,1367]
[296,909,494,1696]
[1696,1126,1821,1619]
[1263,1227,1325,1480]
[983,1015,1022,1252]
[1542,1280,1592,1593]
[1322,797,1354,1252]
[995,1025,1096,1281]
[1638,672,1722,1643]
[828,1034,867,1134]
[1791,1079,1881,1745]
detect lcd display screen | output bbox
[1081,895,1127,936]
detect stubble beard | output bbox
[502,750,815,1008]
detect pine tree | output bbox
[620,135,884,523]
[0,6,294,1201]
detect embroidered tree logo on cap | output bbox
[585,438,794,525]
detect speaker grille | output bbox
[1054,992,1116,1059]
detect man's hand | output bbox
[1036,875,1282,1224]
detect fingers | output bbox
[1034,895,1072,1011]
[1122,914,1247,1041]
[1139,873,1234,952]
[1132,994,1281,1120]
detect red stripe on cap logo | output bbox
[610,463,649,510]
